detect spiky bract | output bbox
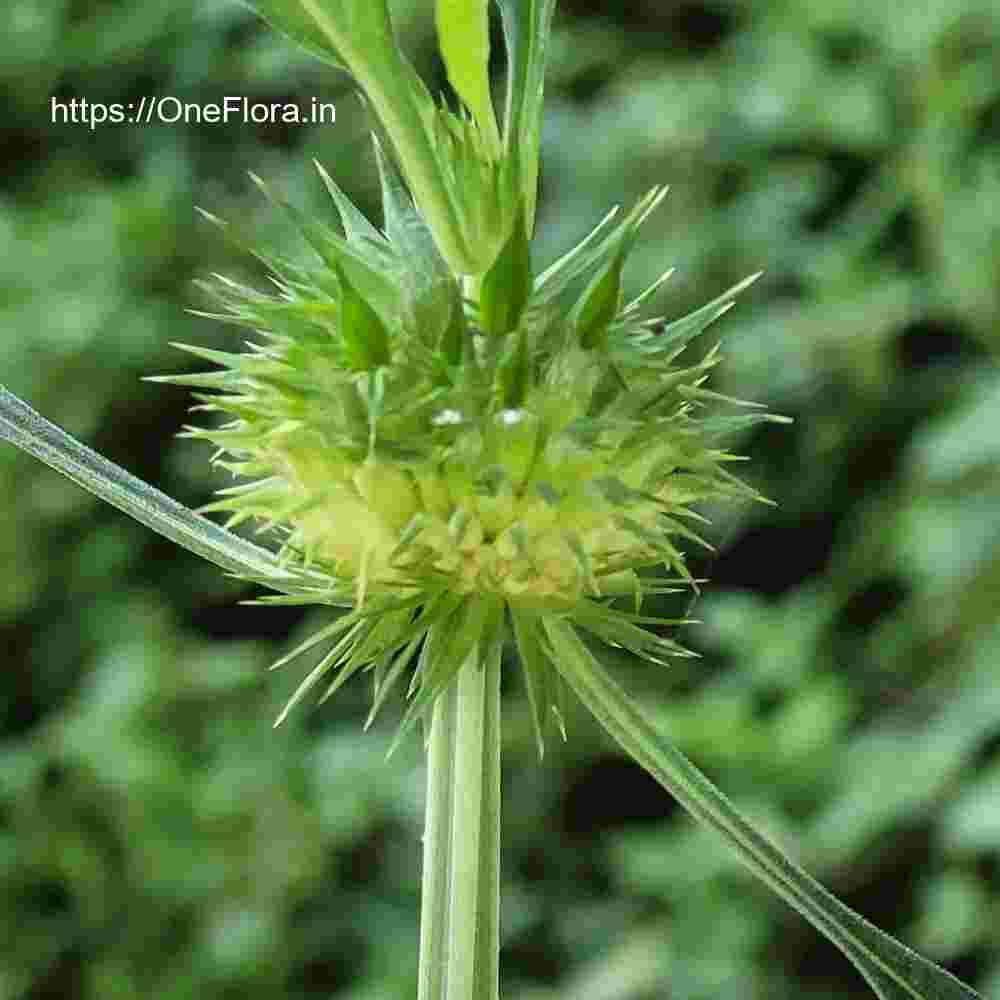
[156,154,782,750]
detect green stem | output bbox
[419,637,501,1000]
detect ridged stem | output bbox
[418,633,502,1000]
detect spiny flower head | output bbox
[154,146,783,753]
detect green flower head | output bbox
[140,0,787,753]
[155,146,782,750]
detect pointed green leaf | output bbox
[0,388,323,593]
[654,271,763,350]
[313,158,387,246]
[567,189,672,349]
[532,204,619,294]
[366,630,424,728]
[572,600,694,665]
[372,136,463,343]
[267,613,356,672]
[545,618,981,1000]
[373,135,427,250]
[436,0,501,156]
[479,206,531,336]
[250,0,479,273]
[273,619,371,727]
[438,295,467,369]
[533,187,668,311]
[390,597,491,756]
[495,327,532,409]
[335,263,391,370]
[574,243,626,350]
[622,266,676,315]
[498,0,557,234]
[243,0,345,68]
[510,610,551,759]
[250,0,395,72]
[247,170,401,325]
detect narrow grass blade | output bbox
[436,0,501,155]
[498,0,556,234]
[545,618,981,1000]
[0,387,323,593]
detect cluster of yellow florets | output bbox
[273,438,664,609]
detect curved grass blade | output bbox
[436,0,501,156]
[544,617,981,1000]
[0,387,325,594]
[498,0,556,235]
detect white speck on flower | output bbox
[432,408,464,426]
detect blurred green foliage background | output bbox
[2,0,999,997]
